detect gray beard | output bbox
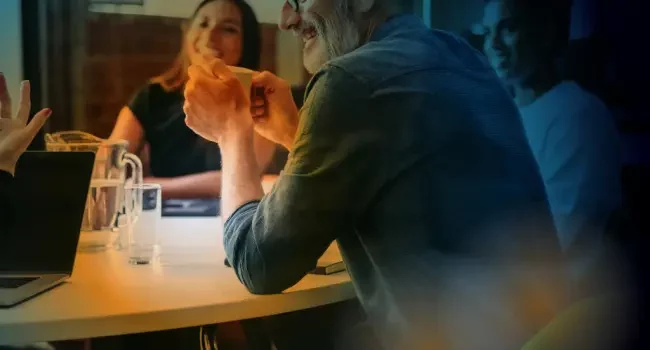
[312,0,360,67]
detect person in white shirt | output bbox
[479,0,622,294]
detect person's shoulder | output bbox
[129,81,183,110]
[298,65,372,135]
[304,64,370,102]
[563,82,609,111]
[568,82,619,139]
[132,81,182,101]
[326,25,492,87]
[324,35,426,86]
[551,81,613,127]
[543,81,617,142]
[127,81,183,124]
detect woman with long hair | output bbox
[107,1,274,347]
[109,0,275,200]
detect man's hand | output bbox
[184,58,254,144]
[251,72,299,151]
[0,73,51,176]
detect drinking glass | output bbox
[123,183,161,265]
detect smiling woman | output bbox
[155,0,261,91]
[108,0,275,200]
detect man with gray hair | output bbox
[183,0,567,348]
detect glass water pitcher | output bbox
[44,131,143,251]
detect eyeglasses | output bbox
[287,0,303,12]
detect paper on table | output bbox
[313,242,346,275]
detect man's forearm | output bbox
[146,171,222,199]
[223,173,343,295]
[219,132,317,295]
[219,131,265,220]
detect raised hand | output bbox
[0,73,51,175]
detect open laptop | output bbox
[0,151,95,307]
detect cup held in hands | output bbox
[227,65,253,98]
[228,65,266,118]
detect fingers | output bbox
[250,72,274,118]
[251,86,265,100]
[251,107,266,119]
[183,102,211,135]
[183,92,220,129]
[250,91,266,119]
[184,76,228,107]
[183,101,217,143]
[188,57,236,82]
[24,108,51,139]
[0,117,13,134]
[251,71,279,91]
[183,102,195,127]
[207,58,237,80]
[16,81,31,124]
[187,64,236,96]
[0,73,12,119]
[0,107,50,140]
[195,53,217,68]
[188,64,213,81]
[251,96,265,109]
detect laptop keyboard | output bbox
[0,277,38,288]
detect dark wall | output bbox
[21,0,44,150]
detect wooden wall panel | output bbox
[84,12,278,138]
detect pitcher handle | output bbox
[122,152,143,218]
[114,152,143,249]
[123,152,143,187]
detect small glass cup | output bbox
[123,183,161,265]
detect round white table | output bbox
[0,218,354,345]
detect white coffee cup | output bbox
[228,65,253,98]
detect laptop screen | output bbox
[0,152,95,274]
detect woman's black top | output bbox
[129,83,222,177]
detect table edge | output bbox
[0,280,356,345]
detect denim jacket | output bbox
[224,14,565,350]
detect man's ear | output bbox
[357,0,376,13]
[181,20,189,33]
